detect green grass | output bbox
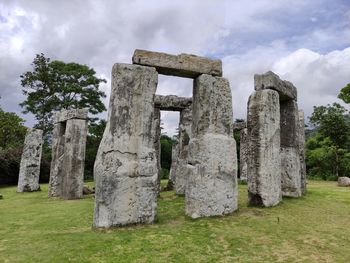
[0,180,350,263]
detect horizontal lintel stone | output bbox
[232,122,247,131]
[132,49,222,78]
[254,71,297,101]
[154,95,192,111]
[54,108,88,123]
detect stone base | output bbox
[185,134,237,218]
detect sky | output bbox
[1,0,350,135]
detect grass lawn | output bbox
[0,180,350,263]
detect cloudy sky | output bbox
[1,0,350,135]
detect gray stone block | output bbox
[132,49,222,78]
[17,128,43,192]
[154,95,192,111]
[93,63,158,228]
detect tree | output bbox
[338,83,350,104]
[306,103,350,179]
[0,108,27,149]
[20,53,107,136]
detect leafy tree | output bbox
[338,83,350,104]
[306,103,350,179]
[20,53,107,136]
[0,108,27,149]
[85,120,106,179]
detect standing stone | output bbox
[167,143,179,191]
[153,107,161,194]
[48,108,88,199]
[280,100,301,197]
[239,128,248,182]
[185,74,237,218]
[247,89,281,207]
[174,106,192,195]
[93,63,158,228]
[17,128,43,192]
[298,110,307,195]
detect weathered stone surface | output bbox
[174,106,192,195]
[48,109,88,199]
[153,107,161,195]
[298,110,307,195]
[232,121,246,131]
[154,95,192,111]
[62,119,87,199]
[93,63,158,228]
[132,49,222,78]
[338,177,350,187]
[185,74,237,218]
[254,71,297,101]
[247,89,282,207]
[167,143,178,191]
[17,128,43,192]
[239,128,248,181]
[54,108,88,123]
[83,185,94,195]
[280,100,301,198]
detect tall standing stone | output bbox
[93,63,158,228]
[48,108,88,199]
[185,74,237,218]
[280,100,301,197]
[153,107,161,194]
[174,106,192,195]
[298,110,307,195]
[247,89,282,207]
[17,128,43,192]
[239,128,248,182]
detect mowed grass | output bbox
[0,181,350,263]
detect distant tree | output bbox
[20,53,107,136]
[85,119,106,179]
[0,108,27,149]
[338,83,350,104]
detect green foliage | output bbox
[160,134,175,171]
[306,103,350,179]
[160,168,170,180]
[1,181,350,262]
[338,83,350,104]
[20,53,107,136]
[0,108,27,149]
[85,120,106,180]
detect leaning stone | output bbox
[93,63,158,228]
[154,95,192,111]
[298,110,307,194]
[17,128,43,192]
[338,177,350,187]
[254,71,297,101]
[132,49,222,78]
[185,74,237,218]
[247,89,282,207]
[280,100,301,198]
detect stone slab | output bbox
[254,71,297,101]
[93,63,158,228]
[17,128,43,192]
[247,89,282,207]
[132,49,222,78]
[298,110,307,195]
[154,95,192,111]
[54,108,88,123]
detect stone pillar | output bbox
[93,63,158,228]
[239,128,248,182]
[48,109,88,199]
[167,143,178,190]
[174,106,192,195]
[185,74,237,218]
[153,107,161,194]
[280,100,301,197]
[298,110,307,195]
[17,128,43,192]
[247,89,282,207]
